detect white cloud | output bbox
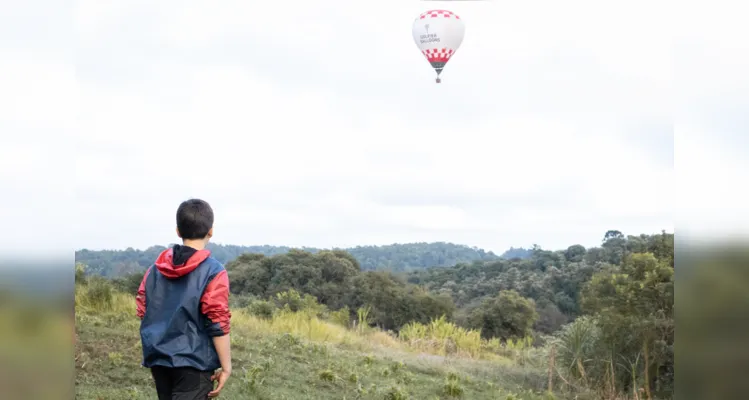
[673,1,749,241]
[0,0,692,256]
[0,8,76,258]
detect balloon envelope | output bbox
[412,10,465,78]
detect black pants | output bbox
[151,366,214,400]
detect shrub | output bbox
[318,369,336,382]
[111,271,145,295]
[274,289,327,318]
[442,375,464,398]
[75,263,87,285]
[85,277,114,310]
[548,316,602,386]
[246,300,275,319]
[329,306,351,328]
[230,294,257,309]
[384,386,409,400]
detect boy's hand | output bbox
[208,369,231,397]
[209,335,232,397]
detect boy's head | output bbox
[176,199,214,244]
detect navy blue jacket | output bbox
[137,245,231,371]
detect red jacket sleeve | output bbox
[200,270,231,336]
[136,267,152,319]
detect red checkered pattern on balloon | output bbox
[422,48,455,62]
[418,9,460,20]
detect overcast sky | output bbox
[4,1,744,256]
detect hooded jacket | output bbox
[136,245,231,371]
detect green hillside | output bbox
[75,242,503,277]
[74,230,674,399]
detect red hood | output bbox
[154,245,211,279]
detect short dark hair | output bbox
[176,199,214,240]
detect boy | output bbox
[136,199,232,399]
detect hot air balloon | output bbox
[412,9,465,83]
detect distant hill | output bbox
[499,246,533,260]
[75,242,504,277]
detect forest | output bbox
[75,241,519,277]
[75,230,674,398]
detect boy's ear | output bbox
[206,228,213,239]
[175,227,182,238]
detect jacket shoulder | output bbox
[201,256,226,275]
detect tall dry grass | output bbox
[399,315,484,358]
[231,308,402,351]
[75,277,135,315]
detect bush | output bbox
[384,386,409,400]
[442,374,464,398]
[230,294,257,309]
[329,306,351,328]
[547,316,603,387]
[246,300,275,319]
[273,289,327,318]
[85,277,114,310]
[273,289,304,311]
[111,271,145,295]
[75,263,87,285]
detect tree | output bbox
[226,253,272,296]
[581,252,673,396]
[468,290,538,340]
[534,302,568,334]
[564,244,587,263]
[603,230,624,242]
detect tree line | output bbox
[75,242,509,277]
[91,231,671,336]
[408,230,673,333]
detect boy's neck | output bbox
[182,239,207,251]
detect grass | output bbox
[75,282,572,399]
[400,316,484,359]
